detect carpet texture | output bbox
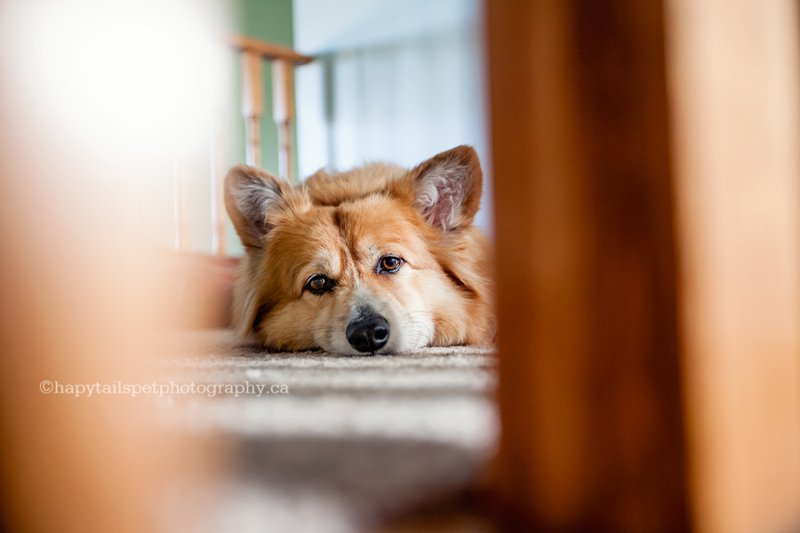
[161,330,498,532]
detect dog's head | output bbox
[224,145,491,354]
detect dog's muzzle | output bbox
[346,312,390,353]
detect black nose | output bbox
[346,314,390,353]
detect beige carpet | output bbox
[160,330,497,533]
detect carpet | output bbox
[160,330,498,532]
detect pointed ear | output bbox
[224,164,290,249]
[410,145,483,231]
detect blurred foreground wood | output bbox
[0,5,215,530]
[488,0,799,531]
[666,0,800,531]
[488,1,687,530]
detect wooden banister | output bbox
[229,35,313,66]
[271,58,295,184]
[184,35,313,257]
[239,49,264,168]
[231,35,311,184]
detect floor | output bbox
[160,330,498,533]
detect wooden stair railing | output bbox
[230,35,313,181]
[173,36,312,258]
[169,37,312,328]
[199,35,312,258]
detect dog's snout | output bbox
[346,314,390,353]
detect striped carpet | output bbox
[161,330,497,532]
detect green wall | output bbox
[238,0,294,44]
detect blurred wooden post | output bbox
[488,1,688,530]
[172,158,188,250]
[488,0,800,531]
[272,59,295,183]
[240,50,263,168]
[666,1,800,532]
[209,125,226,256]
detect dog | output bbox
[224,145,494,354]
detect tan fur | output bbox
[225,145,494,354]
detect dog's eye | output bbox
[377,255,403,274]
[305,274,334,295]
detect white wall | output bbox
[293,0,492,232]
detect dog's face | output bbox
[225,146,492,354]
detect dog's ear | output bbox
[410,145,483,232]
[224,165,292,249]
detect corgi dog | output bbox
[224,145,493,354]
